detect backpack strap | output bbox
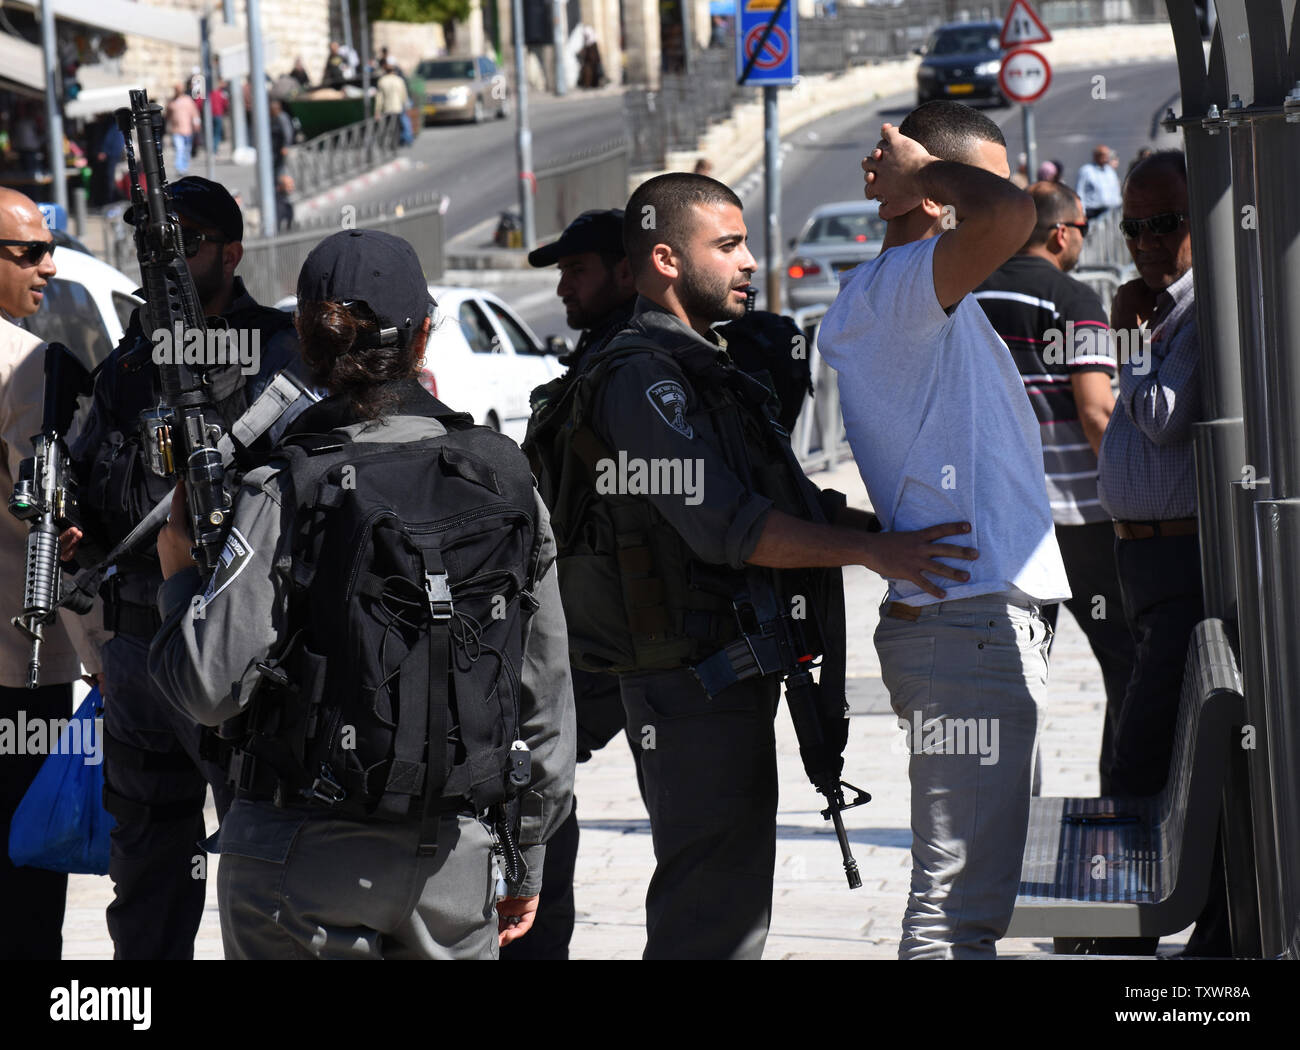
[373,542,453,854]
[279,434,351,590]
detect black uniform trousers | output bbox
[1041,521,1137,794]
[501,667,645,960]
[619,666,780,960]
[0,682,72,959]
[101,632,234,960]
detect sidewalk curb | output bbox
[292,156,415,222]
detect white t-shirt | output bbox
[818,235,1070,607]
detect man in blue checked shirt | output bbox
[1097,150,1228,957]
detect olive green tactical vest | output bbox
[524,333,814,675]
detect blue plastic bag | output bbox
[8,687,115,874]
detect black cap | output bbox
[296,229,435,349]
[527,209,625,267]
[124,176,243,243]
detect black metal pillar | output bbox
[1164,0,1260,957]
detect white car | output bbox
[19,238,141,369]
[277,285,564,444]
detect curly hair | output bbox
[295,299,424,418]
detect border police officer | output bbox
[529,173,978,959]
[511,209,641,960]
[67,176,313,959]
[149,230,575,959]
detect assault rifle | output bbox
[8,343,95,688]
[693,565,871,889]
[115,88,231,572]
[695,384,871,889]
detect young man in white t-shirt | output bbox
[818,101,1071,959]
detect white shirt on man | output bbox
[1075,162,1122,213]
[818,235,1070,607]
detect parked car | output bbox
[277,284,563,445]
[914,20,1006,107]
[416,57,511,124]
[784,200,886,310]
[18,243,141,370]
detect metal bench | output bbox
[1007,618,1244,939]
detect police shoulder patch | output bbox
[645,380,694,439]
[202,526,254,604]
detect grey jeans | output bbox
[217,802,499,959]
[875,594,1051,960]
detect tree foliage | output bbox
[371,0,472,28]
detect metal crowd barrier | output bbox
[534,142,631,244]
[283,112,403,201]
[788,305,853,475]
[238,192,447,306]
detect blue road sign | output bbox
[735,0,799,87]
[37,203,67,232]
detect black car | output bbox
[914,21,1007,107]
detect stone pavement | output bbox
[58,457,1191,960]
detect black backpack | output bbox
[236,403,541,855]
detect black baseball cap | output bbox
[123,176,243,243]
[296,229,435,349]
[527,209,625,267]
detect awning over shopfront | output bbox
[0,30,44,94]
[6,0,244,50]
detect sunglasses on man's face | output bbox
[1119,212,1187,240]
[0,239,55,266]
[180,228,229,258]
[1056,220,1089,238]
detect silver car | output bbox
[785,201,886,309]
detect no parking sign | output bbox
[735,0,799,86]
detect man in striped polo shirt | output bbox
[975,181,1136,794]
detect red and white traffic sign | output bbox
[999,0,1052,49]
[743,24,791,72]
[999,47,1052,104]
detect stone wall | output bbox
[115,0,332,97]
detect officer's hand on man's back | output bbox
[864,521,978,600]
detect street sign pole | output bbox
[1022,103,1036,185]
[40,0,68,213]
[999,0,1051,183]
[736,0,797,312]
[200,14,217,182]
[512,0,536,250]
[765,84,781,312]
[245,0,277,239]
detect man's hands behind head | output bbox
[862,124,937,220]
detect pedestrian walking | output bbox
[1076,145,1123,220]
[165,84,200,175]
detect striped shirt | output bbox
[974,256,1116,525]
[1097,267,1201,521]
